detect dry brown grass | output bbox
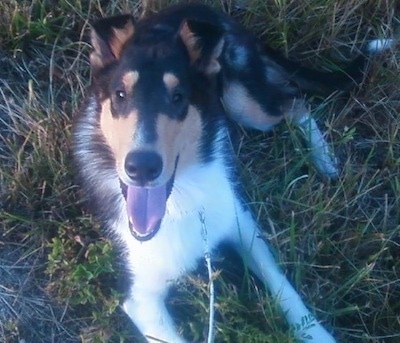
[0,0,399,342]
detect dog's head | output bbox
[89,14,224,240]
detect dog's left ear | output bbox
[179,20,224,75]
[90,15,135,72]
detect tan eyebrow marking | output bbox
[163,72,180,92]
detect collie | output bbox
[72,3,392,342]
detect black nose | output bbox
[124,151,163,185]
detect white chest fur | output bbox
[116,159,237,292]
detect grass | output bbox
[0,0,399,342]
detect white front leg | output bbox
[123,290,186,343]
[232,209,336,343]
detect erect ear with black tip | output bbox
[90,14,135,71]
[179,19,224,75]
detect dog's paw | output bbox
[311,150,339,180]
[295,114,340,179]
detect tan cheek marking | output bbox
[223,82,283,130]
[100,99,138,173]
[122,70,139,91]
[163,73,179,93]
[156,105,203,177]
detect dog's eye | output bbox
[115,90,126,100]
[172,91,184,104]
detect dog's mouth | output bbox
[120,158,178,241]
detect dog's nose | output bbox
[124,151,163,185]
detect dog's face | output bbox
[89,15,224,240]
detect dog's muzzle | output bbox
[120,154,178,241]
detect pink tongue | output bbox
[126,185,167,236]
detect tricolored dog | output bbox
[73,3,392,342]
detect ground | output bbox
[0,0,399,342]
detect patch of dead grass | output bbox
[0,0,399,342]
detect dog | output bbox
[72,3,392,342]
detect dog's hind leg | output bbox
[222,77,338,178]
[230,207,336,343]
[295,113,339,179]
[286,99,339,179]
[221,51,339,178]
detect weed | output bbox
[0,0,399,342]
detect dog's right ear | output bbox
[90,15,135,71]
[179,19,224,75]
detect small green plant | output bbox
[47,238,115,305]
[0,0,399,342]
[291,314,316,341]
[47,236,124,340]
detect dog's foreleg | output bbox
[123,290,186,343]
[295,113,339,179]
[231,208,336,343]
